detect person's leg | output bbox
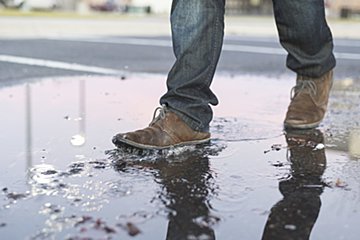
[273,0,336,129]
[113,0,225,149]
[273,0,335,77]
[160,0,225,132]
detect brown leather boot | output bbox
[112,106,210,150]
[284,70,333,129]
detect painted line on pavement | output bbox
[225,36,360,48]
[223,44,360,60]
[222,44,286,55]
[334,52,360,60]
[48,37,360,60]
[0,54,124,75]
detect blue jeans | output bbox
[160,0,336,132]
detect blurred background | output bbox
[0,0,360,19]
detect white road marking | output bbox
[0,54,124,75]
[47,37,360,60]
[225,36,360,48]
[222,44,286,55]
[224,44,360,60]
[334,52,360,60]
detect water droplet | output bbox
[71,135,86,146]
[284,224,297,230]
[314,143,325,150]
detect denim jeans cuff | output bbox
[296,65,335,79]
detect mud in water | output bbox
[0,74,359,239]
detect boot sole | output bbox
[114,137,211,150]
[283,120,321,130]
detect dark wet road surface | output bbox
[0,74,360,239]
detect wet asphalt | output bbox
[0,73,359,239]
[1,16,360,240]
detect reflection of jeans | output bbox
[160,0,336,132]
[262,129,326,240]
[144,154,216,240]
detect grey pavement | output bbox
[1,14,359,83]
[1,14,359,84]
[1,35,360,83]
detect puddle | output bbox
[0,74,360,239]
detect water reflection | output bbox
[348,128,360,159]
[112,146,220,240]
[156,156,217,240]
[70,80,86,147]
[262,129,326,240]
[3,75,360,238]
[326,77,360,159]
[25,83,33,172]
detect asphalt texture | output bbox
[1,36,360,83]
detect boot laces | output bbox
[290,80,317,100]
[150,105,167,126]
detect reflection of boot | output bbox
[262,129,326,240]
[285,129,326,184]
